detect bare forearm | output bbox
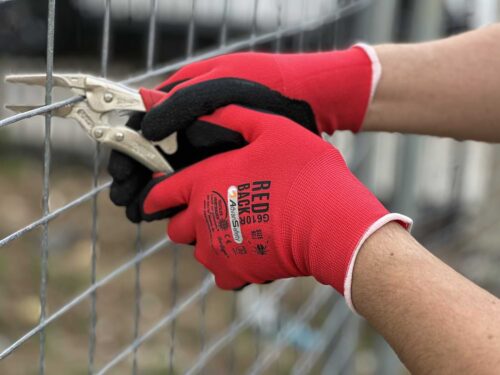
[363,25,500,142]
[352,223,500,374]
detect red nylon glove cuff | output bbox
[271,45,375,133]
[281,150,411,298]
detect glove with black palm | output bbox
[108,82,246,223]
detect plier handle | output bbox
[5,74,176,173]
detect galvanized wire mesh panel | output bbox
[0,1,368,374]
[1,0,497,374]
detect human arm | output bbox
[353,222,500,374]
[363,24,500,142]
[135,24,500,144]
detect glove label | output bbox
[237,181,271,224]
[227,185,243,244]
[203,181,272,256]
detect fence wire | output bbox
[0,1,371,374]
[38,1,56,373]
[2,0,497,374]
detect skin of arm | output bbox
[352,222,500,374]
[362,24,500,142]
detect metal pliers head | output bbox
[5,73,176,173]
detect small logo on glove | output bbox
[227,186,243,244]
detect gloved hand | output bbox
[108,82,246,222]
[109,44,379,219]
[138,44,380,142]
[133,105,411,306]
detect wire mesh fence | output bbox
[0,0,499,374]
[0,1,366,374]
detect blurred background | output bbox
[0,0,499,374]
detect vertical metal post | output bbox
[168,242,180,375]
[329,1,340,48]
[132,226,142,375]
[275,0,284,52]
[199,271,207,365]
[131,2,161,372]
[101,0,111,78]
[368,0,399,42]
[89,1,111,374]
[40,1,56,373]
[89,153,100,375]
[216,0,237,370]
[169,2,198,370]
[219,0,229,46]
[250,0,260,50]
[297,0,307,51]
[226,292,238,374]
[146,0,159,71]
[316,0,329,51]
[186,0,197,58]
[130,3,159,373]
[168,3,200,370]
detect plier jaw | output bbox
[5,73,176,173]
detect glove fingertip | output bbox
[233,283,251,292]
[108,151,140,181]
[213,273,249,291]
[109,182,126,206]
[124,111,145,131]
[125,202,143,223]
[142,205,186,222]
[142,102,190,141]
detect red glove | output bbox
[138,105,411,308]
[139,44,380,136]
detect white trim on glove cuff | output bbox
[344,213,413,314]
[354,43,382,104]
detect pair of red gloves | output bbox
[108,45,411,310]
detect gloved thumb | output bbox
[139,164,200,221]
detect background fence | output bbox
[0,0,499,374]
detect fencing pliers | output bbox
[5,74,176,173]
